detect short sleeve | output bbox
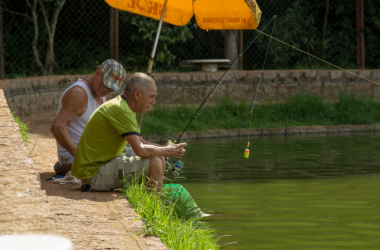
[107,109,140,137]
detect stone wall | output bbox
[0,75,88,116]
[1,70,380,116]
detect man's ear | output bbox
[134,89,140,100]
[95,68,102,78]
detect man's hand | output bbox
[166,142,187,159]
[166,140,175,146]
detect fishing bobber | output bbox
[244,142,250,159]
[244,149,250,159]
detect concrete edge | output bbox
[0,89,56,235]
[146,124,380,142]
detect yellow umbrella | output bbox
[105,0,261,73]
[105,0,261,30]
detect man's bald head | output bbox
[124,73,156,97]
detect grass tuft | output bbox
[121,175,220,250]
[12,111,30,145]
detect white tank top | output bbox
[57,79,106,165]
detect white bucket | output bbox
[0,234,73,250]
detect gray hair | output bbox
[123,72,156,96]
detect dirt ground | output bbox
[21,112,167,250]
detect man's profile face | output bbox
[98,82,114,97]
[95,70,114,97]
[137,83,157,114]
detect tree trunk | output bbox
[224,30,240,70]
[26,0,66,74]
[0,0,6,79]
[322,0,329,42]
[38,0,66,74]
[25,0,44,73]
[110,7,119,61]
[356,0,365,69]
[322,0,330,55]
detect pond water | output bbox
[173,132,380,250]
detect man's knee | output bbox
[54,161,72,176]
[149,157,165,173]
[159,156,165,164]
[149,156,161,165]
[160,157,166,170]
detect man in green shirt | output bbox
[71,73,187,192]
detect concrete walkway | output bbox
[0,89,55,234]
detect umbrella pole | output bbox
[147,0,168,75]
[139,0,168,127]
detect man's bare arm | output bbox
[125,135,186,159]
[141,137,174,147]
[50,86,88,157]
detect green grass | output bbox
[141,92,380,138]
[121,175,221,250]
[12,111,30,145]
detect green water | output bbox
[173,133,380,249]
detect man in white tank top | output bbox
[51,59,127,175]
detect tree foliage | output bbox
[2,0,380,78]
[119,12,193,72]
[247,0,380,70]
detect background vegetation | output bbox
[2,0,380,79]
[142,92,380,138]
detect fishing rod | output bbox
[175,15,278,143]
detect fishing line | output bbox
[185,16,379,135]
[169,12,379,168]
[244,16,277,159]
[176,15,278,143]
[254,29,380,87]
[190,15,377,138]
[208,111,252,130]
[167,16,278,176]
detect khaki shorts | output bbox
[83,156,149,191]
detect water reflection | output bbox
[173,133,380,249]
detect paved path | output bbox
[0,89,55,235]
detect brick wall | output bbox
[1,70,379,116]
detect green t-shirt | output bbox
[71,95,140,179]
